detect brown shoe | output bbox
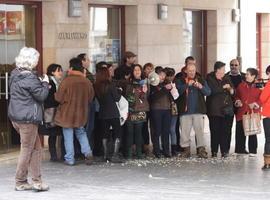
[180,147,191,158]
[85,155,94,165]
[262,154,270,171]
[197,146,208,159]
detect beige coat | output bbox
[54,70,94,128]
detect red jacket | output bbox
[260,81,270,117]
[235,82,261,121]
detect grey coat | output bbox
[8,68,49,124]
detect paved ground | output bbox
[0,146,269,200]
[0,120,269,200]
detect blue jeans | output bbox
[62,127,92,164]
[170,115,178,145]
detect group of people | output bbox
[8,47,270,192]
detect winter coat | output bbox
[124,80,149,113]
[8,67,49,124]
[54,70,94,128]
[96,82,121,119]
[149,83,172,110]
[176,74,211,115]
[235,81,261,121]
[206,72,234,117]
[260,81,270,117]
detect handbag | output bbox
[222,95,234,116]
[43,107,57,128]
[242,110,261,136]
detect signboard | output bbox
[6,11,22,35]
[0,11,5,34]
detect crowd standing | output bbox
[8,47,270,192]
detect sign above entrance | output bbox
[58,32,87,40]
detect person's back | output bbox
[54,57,94,166]
[54,70,94,128]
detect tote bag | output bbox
[242,110,261,136]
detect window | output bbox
[89,6,123,73]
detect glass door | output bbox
[89,5,124,73]
[0,2,40,153]
[183,10,207,76]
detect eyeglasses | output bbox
[230,64,238,67]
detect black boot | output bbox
[171,145,178,157]
[102,138,109,161]
[49,136,58,161]
[111,138,123,163]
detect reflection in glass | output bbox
[89,7,121,73]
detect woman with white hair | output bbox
[8,47,50,192]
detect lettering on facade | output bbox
[58,32,87,40]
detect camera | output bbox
[255,79,268,88]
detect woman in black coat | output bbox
[94,67,122,163]
[206,61,234,158]
[39,64,63,161]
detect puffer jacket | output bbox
[8,67,49,124]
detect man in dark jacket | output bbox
[176,63,211,158]
[8,47,49,192]
[226,58,246,154]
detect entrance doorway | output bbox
[183,10,207,76]
[0,1,42,153]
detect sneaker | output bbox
[249,153,257,157]
[32,182,49,192]
[64,160,75,166]
[15,183,32,191]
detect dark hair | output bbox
[46,63,62,76]
[246,68,258,78]
[94,67,111,98]
[214,61,226,72]
[185,56,195,65]
[266,65,270,75]
[124,66,132,77]
[164,67,175,77]
[77,53,87,62]
[69,57,84,72]
[131,64,144,80]
[155,66,163,74]
[96,61,107,73]
[143,63,154,71]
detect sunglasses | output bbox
[230,64,238,67]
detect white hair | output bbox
[15,47,40,70]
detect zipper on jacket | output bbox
[34,104,37,120]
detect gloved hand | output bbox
[39,74,49,83]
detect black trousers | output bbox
[263,118,270,155]
[100,118,122,140]
[225,115,234,152]
[151,109,171,155]
[142,112,150,145]
[208,116,228,154]
[48,135,65,160]
[235,120,257,154]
